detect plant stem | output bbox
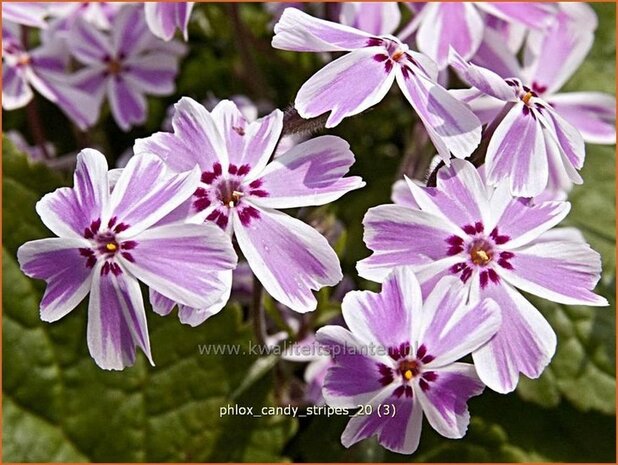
[21,25,51,159]
[228,3,268,99]
[281,107,328,136]
[251,273,266,346]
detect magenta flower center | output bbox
[377,343,438,398]
[469,238,494,266]
[446,221,515,288]
[193,162,269,229]
[368,37,416,75]
[79,217,137,275]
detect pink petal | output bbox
[123,223,236,310]
[134,97,228,173]
[501,238,608,307]
[549,92,616,145]
[87,263,153,370]
[232,206,342,313]
[396,68,482,161]
[295,47,396,128]
[486,104,548,196]
[472,282,557,393]
[416,362,485,438]
[109,153,201,236]
[417,3,484,69]
[272,7,373,52]
[210,101,283,178]
[36,149,109,239]
[17,238,93,322]
[255,135,364,209]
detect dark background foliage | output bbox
[2,3,616,462]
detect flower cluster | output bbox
[12,2,614,457]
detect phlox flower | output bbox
[135,97,364,317]
[451,5,615,194]
[67,5,186,131]
[271,8,482,163]
[358,160,608,393]
[408,2,555,69]
[2,21,98,129]
[144,2,195,41]
[316,268,501,454]
[17,149,237,370]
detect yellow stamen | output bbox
[106,243,117,251]
[107,59,122,75]
[392,49,405,62]
[522,91,533,105]
[404,369,413,380]
[476,250,489,262]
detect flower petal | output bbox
[396,67,482,161]
[144,2,194,41]
[107,76,147,131]
[342,266,421,350]
[339,2,401,36]
[391,179,419,208]
[36,148,109,239]
[134,96,228,173]
[357,205,455,282]
[317,325,390,408]
[489,187,571,249]
[87,263,153,370]
[122,223,237,309]
[149,270,232,326]
[501,238,608,306]
[472,282,557,393]
[485,104,548,196]
[548,92,616,145]
[407,159,491,231]
[295,47,396,128]
[109,153,200,236]
[476,3,556,29]
[232,206,342,313]
[254,135,364,209]
[416,362,485,439]
[272,7,373,52]
[417,3,484,69]
[417,277,501,367]
[2,65,33,110]
[473,27,523,79]
[538,107,585,172]
[448,49,516,101]
[111,5,153,57]
[210,101,283,178]
[523,10,594,95]
[67,16,114,65]
[123,52,179,95]
[17,238,93,322]
[341,387,423,454]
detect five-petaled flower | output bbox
[316,267,501,454]
[271,7,482,163]
[135,97,365,317]
[358,160,608,393]
[67,5,186,131]
[17,149,237,370]
[2,20,98,129]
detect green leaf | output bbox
[2,139,296,462]
[516,145,616,415]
